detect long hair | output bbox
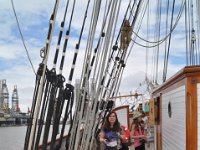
[131,118,142,131]
[102,111,121,132]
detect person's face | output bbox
[138,116,142,121]
[109,113,116,124]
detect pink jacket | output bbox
[132,127,143,148]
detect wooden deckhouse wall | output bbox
[151,66,200,150]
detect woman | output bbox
[99,111,124,150]
[130,113,146,150]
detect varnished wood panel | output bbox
[156,97,162,150]
[149,98,156,125]
[197,84,200,148]
[186,76,198,150]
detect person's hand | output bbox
[103,139,108,144]
[142,135,147,141]
[100,138,108,144]
[120,134,125,139]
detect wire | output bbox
[11,0,36,75]
[130,0,185,44]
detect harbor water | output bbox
[0,126,26,150]
[0,125,69,150]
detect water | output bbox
[0,126,26,150]
[0,125,69,150]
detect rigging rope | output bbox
[163,0,181,82]
[53,0,71,68]
[24,0,60,149]
[59,0,77,73]
[163,0,170,82]
[64,1,92,148]
[185,0,189,65]
[145,0,150,79]
[11,0,36,75]
[24,0,200,149]
[70,0,102,149]
[130,0,185,45]
[79,0,121,148]
[47,0,77,149]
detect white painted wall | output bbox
[197,83,200,149]
[115,108,128,127]
[162,86,186,150]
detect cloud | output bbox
[1,0,199,113]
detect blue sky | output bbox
[0,0,199,112]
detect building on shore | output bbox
[0,79,9,113]
[0,79,29,126]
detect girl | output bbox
[99,111,125,150]
[130,113,146,150]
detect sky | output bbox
[0,0,198,112]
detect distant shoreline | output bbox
[0,124,27,127]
